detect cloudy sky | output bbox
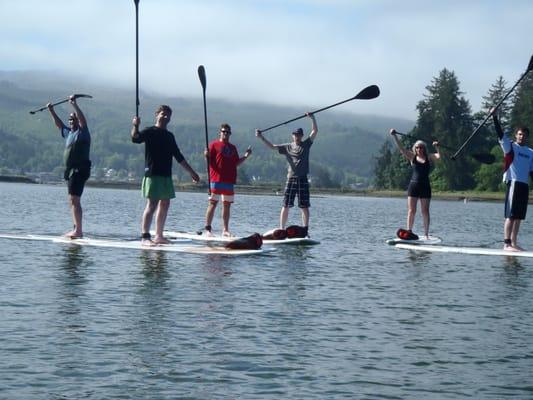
[0,0,531,120]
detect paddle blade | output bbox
[354,85,380,100]
[198,65,207,90]
[472,153,496,164]
[73,94,92,99]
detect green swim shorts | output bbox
[141,176,176,200]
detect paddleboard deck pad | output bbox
[386,236,442,245]
[394,243,533,258]
[0,234,271,256]
[164,231,320,246]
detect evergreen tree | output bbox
[511,73,533,131]
[466,75,513,171]
[412,69,475,190]
[482,76,513,130]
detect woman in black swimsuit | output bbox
[390,129,441,239]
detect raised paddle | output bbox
[452,54,533,160]
[259,85,380,133]
[198,65,211,195]
[134,0,140,116]
[29,94,92,114]
[392,131,495,164]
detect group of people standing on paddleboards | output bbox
[46,97,318,245]
[390,112,532,252]
[46,95,531,251]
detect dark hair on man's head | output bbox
[516,126,530,136]
[155,105,172,115]
[292,128,304,136]
[220,123,231,132]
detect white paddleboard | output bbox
[386,236,442,245]
[395,243,533,258]
[164,231,320,246]
[0,233,271,256]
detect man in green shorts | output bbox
[131,105,200,245]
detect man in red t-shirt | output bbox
[203,123,251,236]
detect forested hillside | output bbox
[0,71,413,188]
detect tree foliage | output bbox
[511,73,533,131]
[482,75,513,130]
[374,68,533,192]
[374,69,477,190]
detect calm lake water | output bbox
[1,182,533,399]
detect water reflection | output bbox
[503,256,524,272]
[139,250,169,273]
[137,251,174,298]
[406,250,432,266]
[200,255,233,282]
[501,257,529,293]
[273,246,315,271]
[60,245,87,281]
[57,245,90,308]
[56,245,90,335]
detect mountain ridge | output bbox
[0,70,414,187]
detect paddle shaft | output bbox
[451,55,533,160]
[29,94,92,114]
[260,97,357,132]
[134,0,140,116]
[198,65,211,194]
[259,85,380,133]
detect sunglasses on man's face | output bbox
[221,130,231,134]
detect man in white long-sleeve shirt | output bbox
[491,107,533,251]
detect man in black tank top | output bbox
[390,129,441,239]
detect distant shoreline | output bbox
[0,175,505,202]
[0,175,37,184]
[87,180,504,202]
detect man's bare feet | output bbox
[64,230,83,239]
[141,233,155,246]
[153,236,171,245]
[504,244,521,252]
